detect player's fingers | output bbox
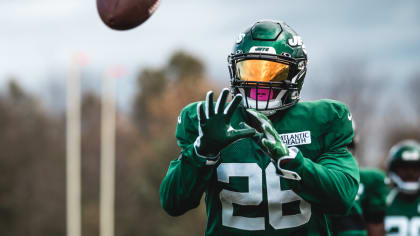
[251,131,265,144]
[262,123,278,136]
[246,109,263,131]
[263,124,288,155]
[216,88,230,115]
[197,102,206,123]
[228,129,256,143]
[224,94,243,120]
[262,124,278,143]
[240,120,264,143]
[238,121,253,130]
[246,108,271,129]
[262,138,276,151]
[248,108,271,123]
[205,91,214,118]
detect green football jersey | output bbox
[330,168,388,236]
[385,189,420,235]
[160,99,359,236]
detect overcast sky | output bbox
[1,0,419,106]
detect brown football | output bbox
[97,0,160,30]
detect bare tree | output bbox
[321,59,387,166]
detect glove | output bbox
[194,88,256,160]
[246,108,301,180]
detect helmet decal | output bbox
[249,46,276,54]
[288,36,304,47]
[236,33,245,44]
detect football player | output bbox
[385,140,420,235]
[330,121,388,236]
[160,20,359,235]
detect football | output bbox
[97,0,160,30]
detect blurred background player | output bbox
[385,140,420,235]
[331,121,388,236]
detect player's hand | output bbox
[247,108,301,180]
[246,108,289,159]
[194,88,256,158]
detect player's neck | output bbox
[267,108,290,122]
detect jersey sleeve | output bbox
[282,101,359,214]
[159,102,216,216]
[361,169,388,224]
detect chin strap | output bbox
[389,172,420,194]
[259,110,277,116]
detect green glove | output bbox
[246,108,301,180]
[194,88,256,160]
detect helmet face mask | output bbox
[389,172,420,195]
[228,20,307,115]
[388,140,420,194]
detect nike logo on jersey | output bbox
[177,116,182,124]
[348,113,352,121]
[279,131,311,146]
[355,183,364,201]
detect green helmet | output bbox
[228,20,307,115]
[388,140,420,194]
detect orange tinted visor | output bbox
[236,60,290,82]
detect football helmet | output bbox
[388,140,420,194]
[228,20,307,115]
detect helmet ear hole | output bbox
[281,52,291,58]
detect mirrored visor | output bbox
[236,59,290,82]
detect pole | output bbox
[100,68,117,236]
[66,59,82,236]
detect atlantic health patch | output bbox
[280,131,311,146]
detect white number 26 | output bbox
[217,162,311,231]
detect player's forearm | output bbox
[284,152,359,214]
[159,145,213,216]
